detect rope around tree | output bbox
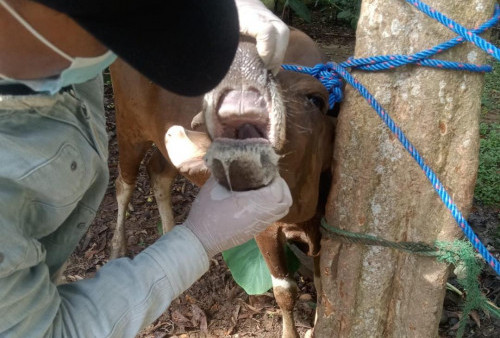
[320,219,500,338]
[283,0,500,275]
[282,1,499,335]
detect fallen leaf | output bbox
[232,305,241,324]
[80,232,93,251]
[191,304,208,332]
[84,249,97,260]
[171,310,190,325]
[299,294,313,302]
[237,299,263,313]
[96,237,107,252]
[228,286,242,300]
[450,313,463,331]
[237,312,255,320]
[469,310,481,327]
[95,225,108,234]
[185,294,197,304]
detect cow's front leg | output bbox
[147,149,177,234]
[110,140,151,259]
[304,255,322,338]
[110,174,134,259]
[256,225,299,338]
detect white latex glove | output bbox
[184,176,292,257]
[235,0,290,75]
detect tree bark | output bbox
[315,1,495,337]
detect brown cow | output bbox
[110,28,336,338]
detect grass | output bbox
[474,122,500,206]
[481,59,500,116]
[475,59,500,207]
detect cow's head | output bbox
[167,29,336,223]
[202,36,285,191]
[204,29,336,222]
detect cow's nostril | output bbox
[237,123,263,139]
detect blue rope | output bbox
[407,0,500,60]
[283,1,500,275]
[343,3,500,72]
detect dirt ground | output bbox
[63,15,499,338]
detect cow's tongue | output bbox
[237,123,263,139]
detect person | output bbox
[0,0,291,336]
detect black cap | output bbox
[34,0,240,96]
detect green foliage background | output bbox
[262,0,362,27]
[475,122,500,206]
[476,59,500,207]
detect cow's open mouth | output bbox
[213,89,271,142]
[205,88,280,191]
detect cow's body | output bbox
[110,28,336,338]
[109,62,210,258]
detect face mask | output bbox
[0,0,117,94]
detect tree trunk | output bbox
[315,1,495,337]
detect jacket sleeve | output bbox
[0,223,209,338]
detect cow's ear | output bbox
[175,157,210,187]
[191,111,205,130]
[165,126,211,186]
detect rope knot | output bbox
[316,63,344,109]
[281,62,345,109]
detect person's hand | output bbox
[184,176,292,257]
[235,0,290,75]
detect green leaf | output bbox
[287,0,312,22]
[260,0,275,10]
[223,239,303,295]
[222,239,272,295]
[336,10,352,20]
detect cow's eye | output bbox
[307,95,325,111]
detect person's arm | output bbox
[0,223,208,337]
[0,177,291,337]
